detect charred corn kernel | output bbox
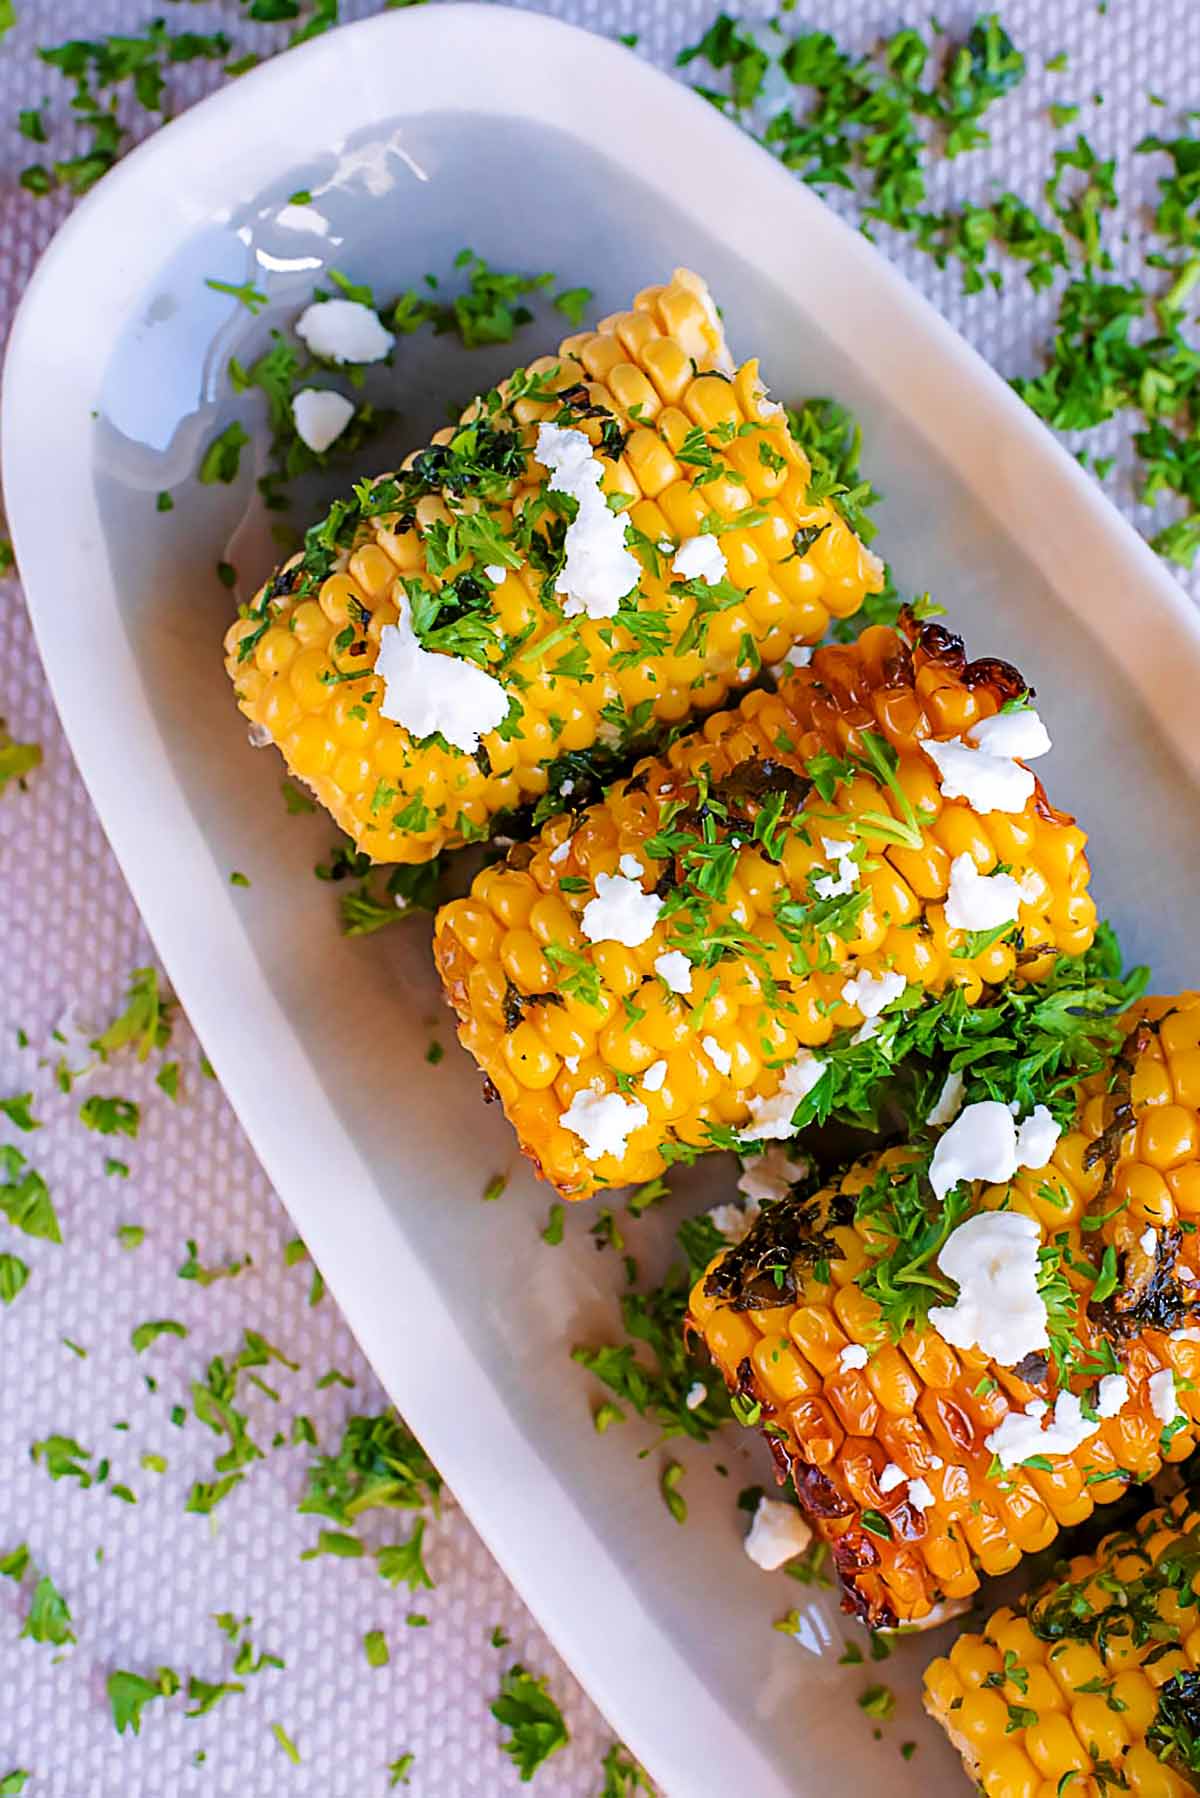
[925,1487,1200,1797]
[688,1000,1200,1627]
[435,617,1096,1198]
[225,270,883,864]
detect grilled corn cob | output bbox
[925,1486,1200,1797]
[434,615,1096,1199]
[687,994,1200,1628]
[223,269,883,863]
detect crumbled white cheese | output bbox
[560,779,575,796]
[1097,1374,1129,1417]
[743,1497,813,1571]
[968,710,1053,760]
[580,872,662,948]
[878,1463,906,1494]
[549,838,572,866]
[929,1210,1048,1366]
[839,1343,869,1372]
[943,853,1023,933]
[1015,1104,1061,1171]
[295,297,393,364]
[926,1069,966,1129]
[642,1058,668,1093]
[702,1035,733,1077]
[535,423,640,619]
[907,1478,935,1512]
[1140,1227,1158,1257]
[708,1197,761,1244]
[781,643,813,668]
[672,534,727,585]
[741,1053,825,1141]
[841,969,906,1018]
[851,1016,882,1047]
[929,1099,1060,1202]
[813,836,858,901]
[560,1088,648,1162]
[291,387,355,453]
[377,608,509,756]
[563,1056,579,1074]
[483,564,507,584]
[986,1390,1100,1470]
[922,707,1051,816]
[1150,1367,1181,1425]
[654,950,694,995]
[618,853,645,880]
[737,1146,808,1206]
[685,1380,707,1411]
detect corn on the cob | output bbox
[687,994,1200,1629]
[925,1485,1200,1797]
[223,269,883,864]
[434,616,1096,1200]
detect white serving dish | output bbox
[6,7,1200,1791]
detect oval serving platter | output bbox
[6,7,1200,1792]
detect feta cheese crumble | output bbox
[377,606,509,756]
[548,838,572,866]
[618,853,646,880]
[685,1381,707,1411]
[560,1088,648,1162]
[291,387,355,453]
[926,1069,965,1129]
[1150,1367,1181,1425]
[295,297,393,364]
[813,837,859,901]
[908,1479,935,1512]
[672,534,727,585]
[743,1497,812,1571]
[535,423,640,619]
[707,1198,761,1245]
[1096,1373,1129,1417]
[943,853,1023,933]
[929,1099,1061,1202]
[921,707,1052,816]
[878,1463,906,1494]
[1140,1227,1158,1257]
[741,1053,825,1141]
[737,1146,808,1206]
[580,872,662,948]
[840,969,906,1018]
[654,950,694,995]
[484,563,508,584]
[929,1210,1048,1366]
[838,1343,868,1371]
[986,1390,1100,1470]
[642,1059,668,1093]
[702,1035,732,1077]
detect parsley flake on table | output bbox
[0,1254,30,1304]
[491,1664,570,1784]
[178,1239,251,1285]
[91,966,173,1061]
[0,1092,40,1131]
[599,1743,656,1796]
[363,1629,389,1669]
[388,1754,414,1788]
[78,1095,139,1139]
[22,1571,75,1648]
[131,1318,187,1354]
[0,1774,29,1796]
[0,720,40,794]
[107,1666,181,1735]
[375,1522,434,1593]
[269,1722,301,1765]
[0,1146,60,1242]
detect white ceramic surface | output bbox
[5,7,1200,1793]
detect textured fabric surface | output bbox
[1,1,1198,1793]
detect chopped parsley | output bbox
[491,1665,570,1783]
[0,719,41,794]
